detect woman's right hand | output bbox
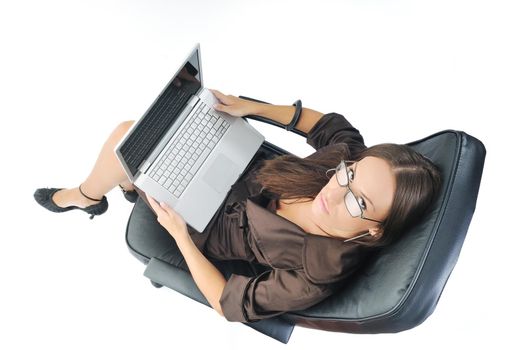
[210,89,259,118]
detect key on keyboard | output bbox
[149,102,230,197]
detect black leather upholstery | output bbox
[125,96,486,343]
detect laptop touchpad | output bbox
[202,154,239,194]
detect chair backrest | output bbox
[278,129,486,333]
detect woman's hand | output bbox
[210,89,260,118]
[146,194,189,241]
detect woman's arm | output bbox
[174,234,226,318]
[251,103,324,134]
[209,89,324,134]
[145,194,226,318]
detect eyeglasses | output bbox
[325,160,384,224]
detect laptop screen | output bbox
[174,51,202,98]
[161,48,202,119]
[118,49,202,178]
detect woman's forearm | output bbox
[173,234,226,318]
[251,103,324,134]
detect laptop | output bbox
[114,43,265,232]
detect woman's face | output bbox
[309,156,396,240]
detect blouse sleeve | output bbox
[306,112,366,154]
[219,268,334,323]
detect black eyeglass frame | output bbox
[325,160,384,224]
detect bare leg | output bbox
[52,120,136,208]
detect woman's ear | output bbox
[369,227,383,237]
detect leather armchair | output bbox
[125,95,486,343]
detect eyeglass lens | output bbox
[337,162,362,217]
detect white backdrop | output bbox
[2,0,525,348]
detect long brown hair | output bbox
[254,143,442,248]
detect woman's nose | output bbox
[327,186,345,206]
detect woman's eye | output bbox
[358,197,367,210]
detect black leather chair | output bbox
[125,95,486,343]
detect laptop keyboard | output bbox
[149,101,230,197]
[120,87,189,175]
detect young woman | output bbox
[34,89,442,323]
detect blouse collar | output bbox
[245,191,372,284]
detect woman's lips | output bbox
[319,194,330,214]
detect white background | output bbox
[1,0,525,348]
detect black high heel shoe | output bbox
[118,184,138,203]
[33,184,108,219]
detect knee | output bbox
[115,120,135,137]
[110,120,136,145]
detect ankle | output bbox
[79,184,103,202]
[119,183,135,192]
[52,187,99,209]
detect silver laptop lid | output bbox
[114,43,204,181]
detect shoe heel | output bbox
[83,198,108,219]
[79,184,109,219]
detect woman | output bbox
[34,89,442,323]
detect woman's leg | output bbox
[52,120,136,208]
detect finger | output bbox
[160,201,174,213]
[161,204,186,226]
[146,194,163,214]
[210,89,227,103]
[213,103,224,111]
[145,194,156,210]
[161,202,182,222]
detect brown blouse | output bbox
[185,112,374,323]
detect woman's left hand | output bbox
[146,194,189,241]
